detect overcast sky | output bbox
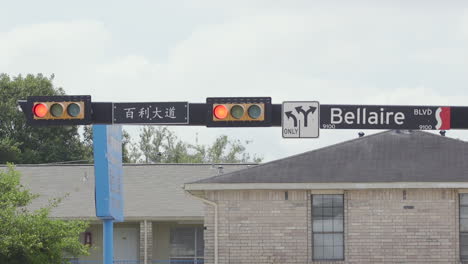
[2,1,468,161]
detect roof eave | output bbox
[184,182,468,191]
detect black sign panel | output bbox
[320,105,454,130]
[113,102,188,124]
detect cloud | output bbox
[0,20,110,88]
[2,6,468,161]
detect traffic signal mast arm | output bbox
[85,102,283,126]
[18,96,468,129]
[67,102,468,130]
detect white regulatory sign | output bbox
[282,101,320,138]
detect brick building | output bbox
[184,130,468,263]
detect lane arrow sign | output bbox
[295,106,317,127]
[285,111,298,127]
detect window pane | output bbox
[314,233,324,246]
[332,195,343,207]
[170,228,195,257]
[312,194,344,261]
[461,206,468,219]
[313,218,324,232]
[461,194,468,206]
[461,233,468,246]
[461,233,468,259]
[313,195,323,205]
[324,246,334,259]
[323,234,334,246]
[333,246,344,259]
[333,207,344,218]
[313,246,324,259]
[196,227,204,257]
[333,233,344,246]
[333,218,343,232]
[322,196,333,207]
[461,219,468,232]
[323,219,333,232]
[323,207,333,217]
[313,206,323,217]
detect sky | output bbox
[1,1,468,162]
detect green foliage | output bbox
[133,127,262,163]
[0,165,89,264]
[0,74,88,164]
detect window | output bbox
[312,194,344,260]
[461,194,468,260]
[170,226,204,264]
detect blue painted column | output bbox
[93,125,124,264]
[103,220,114,264]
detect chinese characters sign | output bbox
[113,102,189,124]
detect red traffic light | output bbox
[33,103,48,118]
[213,105,228,119]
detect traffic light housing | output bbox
[20,95,92,126]
[206,97,272,127]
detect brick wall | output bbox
[204,190,309,264]
[346,189,459,264]
[202,189,460,264]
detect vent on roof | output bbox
[217,166,224,174]
[395,130,413,134]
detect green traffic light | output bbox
[50,103,64,117]
[248,105,262,119]
[67,103,81,117]
[230,105,244,119]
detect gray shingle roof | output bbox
[0,164,252,220]
[190,130,468,184]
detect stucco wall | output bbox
[202,189,461,264]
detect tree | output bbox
[0,165,89,264]
[133,127,263,163]
[206,135,262,163]
[0,74,88,164]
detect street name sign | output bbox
[113,102,189,124]
[93,125,124,222]
[320,105,454,130]
[282,101,319,138]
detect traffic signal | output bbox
[20,96,92,126]
[206,97,272,127]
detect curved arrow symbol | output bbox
[295,106,317,127]
[285,111,298,127]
